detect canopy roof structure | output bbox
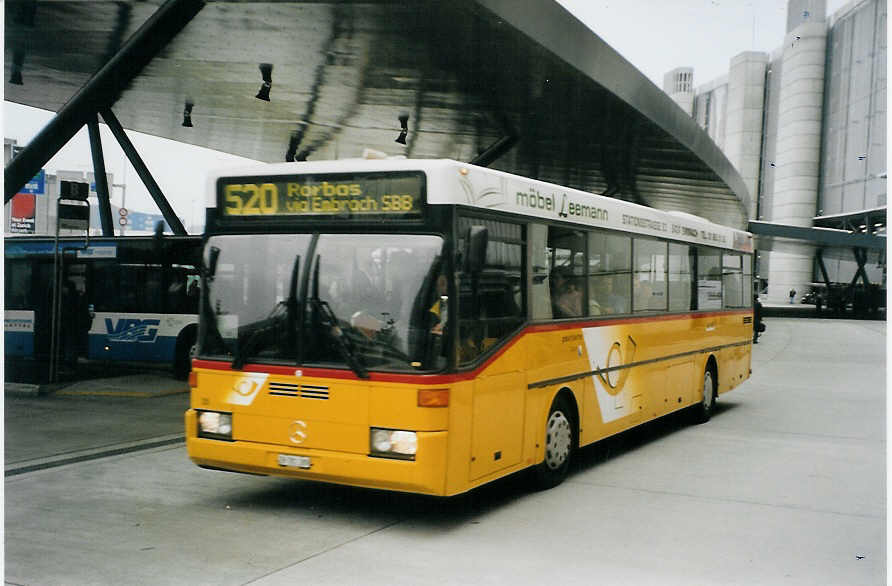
[6,0,753,232]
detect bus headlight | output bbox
[197,410,233,441]
[370,428,417,460]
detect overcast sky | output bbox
[557,0,849,85]
[3,0,851,227]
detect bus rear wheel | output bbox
[535,395,575,489]
[692,367,716,424]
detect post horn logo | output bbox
[596,335,637,395]
[234,378,261,396]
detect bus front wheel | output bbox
[535,395,575,489]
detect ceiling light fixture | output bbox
[256,63,273,101]
[285,133,299,162]
[395,114,409,144]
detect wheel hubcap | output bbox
[703,372,714,409]
[545,410,572,470]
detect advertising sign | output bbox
[9,192,36,233]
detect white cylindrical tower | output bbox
[725,51,769,221]
[766,17,827,304]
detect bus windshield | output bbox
[199,233,446,373]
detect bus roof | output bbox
[208,158,753,253]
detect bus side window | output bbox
[547,226,585,318]
[115,265,161,313]
[530,224,551,319]
[186,275,201,313]
[91,262,117,313]
[633,238,668,312]
[117,266,138,313]
[5,260,31,309]
[144,268,164,313]
[587,232,631,315]
[668,243,694,311]
[165,267,199,314]
[722,252,744,308]
[696,247,722,310]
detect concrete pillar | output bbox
[724,51,769,220]
[767,19,827,304]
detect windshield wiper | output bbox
[231,255,300,370]
[230,304,286,370]
[309,254,369,379]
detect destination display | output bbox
[218,172,424,219]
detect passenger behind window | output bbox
[585,275,603,316]
[588,290,602,316]
[594,275,628,314]
[551,267,582,317]
[428,274,448,335]
[634,279,654,312]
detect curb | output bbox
[5,383,44,396]
[55,387,188,398]
[5,434,186,476]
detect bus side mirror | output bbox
[464,226,488,274]
[207,246,220,280]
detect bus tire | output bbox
[173,326,197,380]
[535,394,575,489]
[692,365,716,424]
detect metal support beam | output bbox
[87,116,115,236]
[748,220,886,250]
[4,0,205,202]
[101,108,186,236]
[816,248,831,287]
[853,248,871,287]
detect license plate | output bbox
[277,454,311,469]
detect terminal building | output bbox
[664,0,886,306]
[5,0,884,309]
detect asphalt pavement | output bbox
[5,374,188,475]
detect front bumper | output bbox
[185,410,449,496]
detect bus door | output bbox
[41,256,92,371]
[459,262,525,482]
[458,233,527,481]
[469,369,526,481]
[58,260,91,366]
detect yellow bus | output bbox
[186,158,753,495]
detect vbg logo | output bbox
[105,318,161,343]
